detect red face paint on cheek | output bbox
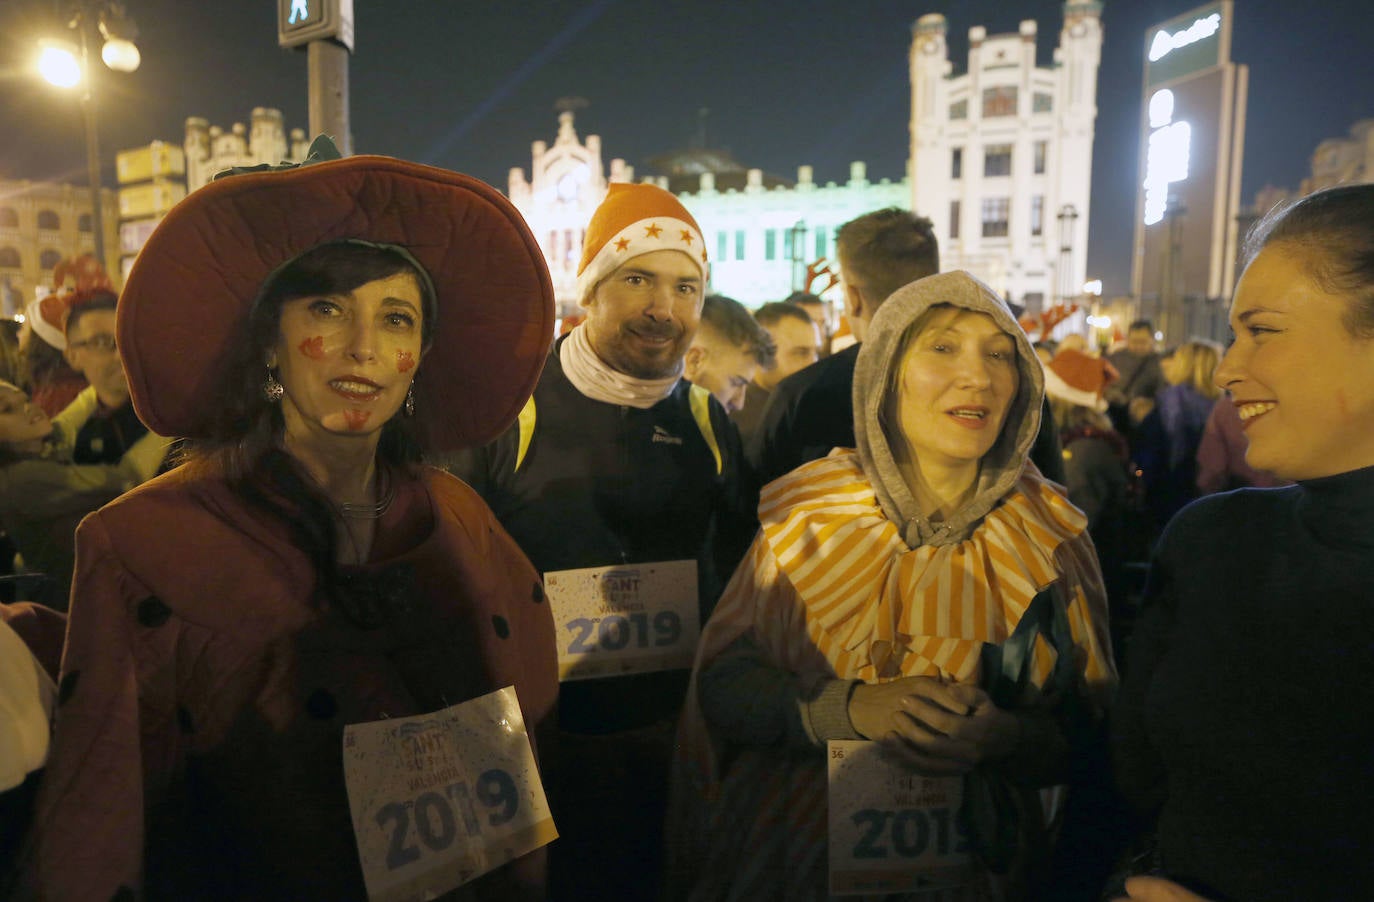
[298,336,325,359]
[397,350,416,373]
[343,409,372,431]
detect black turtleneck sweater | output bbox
[1112,466,1374,902]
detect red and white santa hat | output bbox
[576,182,708,303]
[1045,348,1118,412]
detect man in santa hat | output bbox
[446,182,756,901]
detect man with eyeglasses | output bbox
[53,290,167,479]
[0,289,170,605]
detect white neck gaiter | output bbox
[559,323,679,409]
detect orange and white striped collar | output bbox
[759,450,1088,683]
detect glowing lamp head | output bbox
[100,38,140,73]
[37,42,81,89]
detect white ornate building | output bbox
[910,3,1102,313]
[511,4,1103,314]
[508,112,636,314]
[510,113,909,314]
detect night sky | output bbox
[1,0,1371,296]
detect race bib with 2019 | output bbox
[827,740,977,896]
[343,687,556,902]
[544,560,700,681]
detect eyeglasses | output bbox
[68,333,117,353]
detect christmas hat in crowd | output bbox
[576,183,708,302]
[119,136,554,453]
[1045,347,1118,412]
[25,255,112,350]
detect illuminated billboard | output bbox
[1145,2,1226,87]
[1131,0,1247,342]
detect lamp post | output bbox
[35,2,140,277]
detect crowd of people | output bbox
[0,136,1369,902]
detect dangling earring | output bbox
[404,383,416,417]
[263,368,284,403]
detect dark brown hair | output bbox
[181,242,436,618]
[1244,183,1374,338]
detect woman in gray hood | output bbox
[669,271,1116,900]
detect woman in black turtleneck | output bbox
[1110,184,1374,902]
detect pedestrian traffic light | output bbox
[278,0,354,51]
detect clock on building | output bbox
[557,172,579,202]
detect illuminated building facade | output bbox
[1129,0,1248,344]
[508,112,636,315]
[0,179,118,310]
[909,3,1103,314]
[509,112,908,314]
[1301,118,1374,194]
[184,107,310,192]
[514,5,1103,314]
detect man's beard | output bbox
[609,323,685,379]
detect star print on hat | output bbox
[576,182,708,303]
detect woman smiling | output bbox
[1111,184,1374,902]
[20,146,559,900]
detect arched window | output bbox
[78,213,93,232]
[0,208,17,229]
[39,249,62,270]
[0,248,19,268]
[37,210,60,230]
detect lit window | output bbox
[982,86,1018,118]
[981,198,1010,238]
[984,145,1012,177]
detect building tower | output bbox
[508,111,633,316]
[909,3,1102,312]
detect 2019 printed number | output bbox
[851,807,969,860]
[564,611,682,654]
[375,769,519,870]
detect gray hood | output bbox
[853,270,1044,548]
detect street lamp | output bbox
[34,2,141,276]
